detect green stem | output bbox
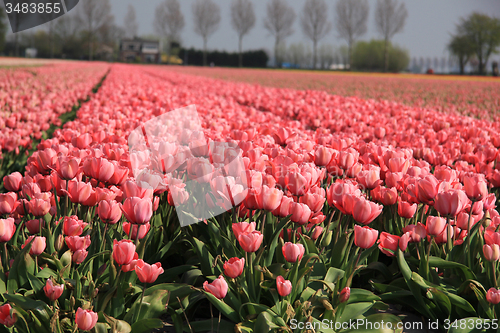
[466,202,474,268]
[134,284,147,324]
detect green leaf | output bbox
[3,293,51,312]
[264,217,291,266]
[203,291,240,323]
[396,249,435,320]
[428,256,476,280]
[337,302,374,324]
[254,311,280,332]
[130,318,163,333]
[324,267,345,283]
[347,289,381,304]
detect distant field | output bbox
[168,66,500,119]
[0,57,63,67]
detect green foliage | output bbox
[179,48,269,68]
[455,12,500,74]
[351,40,409,72]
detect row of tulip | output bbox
[0,63,499,333]
[167,66,500,120]
[0,63,109,184]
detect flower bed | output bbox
[0,63,499,333]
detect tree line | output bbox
[448,13,500,75]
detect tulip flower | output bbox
[354,225,379,249]
[352,196,383,225]
[289,202,312,225]
[402,223,427,243]
[135,260,164,283]
[398,200,417,219]
[223,257,245,278]
[0,303,16,327]
[282,242,305,263]
[203,275,228,299]
[44,279,64,301]
[378,232,400,257]
[238,230,263,252]
[123,222,150,240]
[463,173,488,201]
[232,222,256,240]
[25,219,45,234]
[0,192,18,215]
[112,239,136,265]
[65,235,91,252]
[120,197,153,224]
[257,185,283,211]
[486,288,500,305]
[483,244,500,262]
[0,218,16,242]
[276,276,292,297]
[3,172,23,192]
[339,287,350,303]
[75,307,98,331]
[434,190,468,217]
[73,249,88,264]
[22,236,46,256]
[425,216,447,237]
[28,198,51,217]
[62,215,88,236]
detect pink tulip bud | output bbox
[44,279,64,301]
[486,288,500,305]
[339,287,350,303]
[75,307,98,331]
[223,257,245,279]
[282,242,305,263]
[203,275,228,299]
[276,276,292,297]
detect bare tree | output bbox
[318,44,335,69]
[124,4,138,38]
[79,0,113,60]
[263,0,296,67]
[374,0,408,72]
[231,0,256,67]
[154,0,185,62]
[192,0,221,66]
[301,0,331,69]
[334,0,369,70]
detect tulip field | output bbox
[1,63,500,333]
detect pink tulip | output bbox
[463,173,488,201]
[75,307,98,331]
[44,279,64,301]
[282,242,305,263]
[276,276,292,297]
[223,257,245,278]
[352,196,383,225]
[426,216,447,237]
[483,244,500,262]
[0,192,18,215]
[434,190,468,217]
[65,235,91,252]
[339,287,350,303]
[135,260,164,283]
[238,230,263,252]
[123,222,150,240]
[378,232,400,257]
[112,240,136,265]
[232,222,256,240]
[398,200,417,219]
[203,275,228,299]
[0,303,16,327]
[120,197,153,224]
[62,216,88,236]
[3,172,23,192]
[22,236,46,256]
[0,218,16,242]
[258,185,283,211]
[354,225,379,249]
[97,199,122,224]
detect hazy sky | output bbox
[106,0,500,61]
